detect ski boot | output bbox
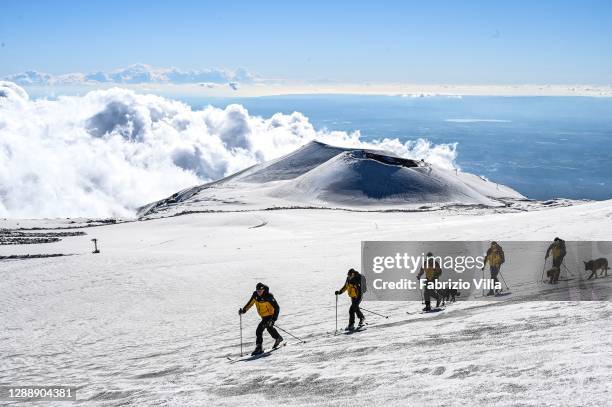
[251,344,264,356]
[486,289,495,296]
[422,301,432,312]
[272,336,284,349]
[435,298,442,308]
[345,324,355,332]
[358,316,366,328]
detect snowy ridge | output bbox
[271,150,500,206]
[233,140,350,183]
[139,141,524,217]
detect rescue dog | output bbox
[584,258,609,279]
[438,288,460,305]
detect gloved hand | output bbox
[238,308,244,315]
[334,290,340,295]
[266,319,275,328]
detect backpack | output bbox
[361,274,368,293]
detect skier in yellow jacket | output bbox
[239,282,282,355]
[483,241,505,296]
[545,237,567,284]
[335,268,365,331]
[416,252,443,312]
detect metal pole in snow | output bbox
[335,294,338,335]
[239,313,243,357]
[275,325,306,343]
[359,307,390,319]
[482,267,486,296]
[499,271,510,290]
[541,258,548,283]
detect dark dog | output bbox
[584,258,609,279]
[438,288,460,305]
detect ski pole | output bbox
[499,271,510,290]
[540,258,547,283]
[562,261,573,278]
[275,325,306,343]
[335,294,338,335]
[418,279,424,304]
[239,313,243,357]
[482,267,485,296]
[360,307,390,319]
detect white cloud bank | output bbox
[0,81,458,218]
[5,65,612,97]
[6,64,612,98]
[3,64,253,87]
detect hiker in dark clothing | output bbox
[545,237,567,284]
[335,268,365,331]
[483,241,505,295]
[417,252,442,311]
[239,282,283,355]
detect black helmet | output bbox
[347,268,357,275]
[426,252,433,257]
[256,282,266,291]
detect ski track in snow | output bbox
[1,202,612,406]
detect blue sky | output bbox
[1,0,611,84]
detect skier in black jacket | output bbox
[335,268,366,331]
[239,282,283,355]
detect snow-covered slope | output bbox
[1,200,612,405]
[271,150,505,206]
[140,141,524,217]
[233,140,351,183]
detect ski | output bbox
[330,321,371,335]
[543,278,575,285]
[420,308,444,314]
[227,342,286,363]
[344,326,367,334]
[406,308,446,315]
